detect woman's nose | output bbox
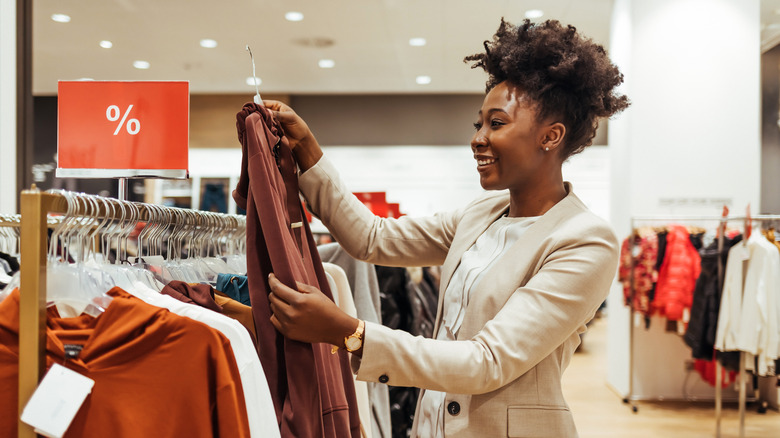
[471,130,487,149]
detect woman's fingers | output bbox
[268,273,299,304]
[262,99,289,112]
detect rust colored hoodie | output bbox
[0,288,250,438]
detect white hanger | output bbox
[246,45,263,105]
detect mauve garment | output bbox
[233,102,360,438]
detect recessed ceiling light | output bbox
[285,11,304,22]
[133,60,150,69]
[525,9,544,19]
[246,76,262,86]
[409,37,427,47]
[200,39,218,48]
[318,59,335,68]
[775,8,780,15]
[416,75,432,85]
[99,40,112,49]
[51,14,71,23]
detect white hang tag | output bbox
[20,363,95,438]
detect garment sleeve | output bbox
[351,224,618,394]
[298,156,463,268]
[715,246,743,352]
[213,337,252,438]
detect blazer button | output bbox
[447,401,460,416]
[378,374,389,384]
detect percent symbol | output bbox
[106,104,141,135]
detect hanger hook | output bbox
[245,45,263,105]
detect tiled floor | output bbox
[562,317,780,438]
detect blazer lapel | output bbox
[458,185,585,338]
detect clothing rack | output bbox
[624,214,780,438]
[15,187,246,438]
[0,214,21,227]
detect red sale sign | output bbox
[56,81,189,178]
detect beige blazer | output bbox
[299,157,619,438]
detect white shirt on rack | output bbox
[416,215,539,438]
[715,233,780,376]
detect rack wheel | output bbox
[632,405,638,413]
[622,398,629,404]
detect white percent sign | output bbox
[106,104,141,135]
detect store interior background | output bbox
[1,0,780,411]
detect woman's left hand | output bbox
[268,273,359,347]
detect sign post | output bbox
[56,81,189,181]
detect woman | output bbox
[265,19,629,437]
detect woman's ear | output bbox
[541,122,566,152]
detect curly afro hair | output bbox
[465,19,630,159]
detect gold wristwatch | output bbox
[332,320,365,354]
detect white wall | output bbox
[608,0,761,400]
[0,1,17,214]
[323,145,610,219]
[182,145,610,231]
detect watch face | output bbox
[345,337,362,351]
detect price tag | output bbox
[20,363,95,438]
[740,244,751,261]
[56,80,189,179]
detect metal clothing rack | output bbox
[15,187,246,438]
[623,214,780,438]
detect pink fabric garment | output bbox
[653,224,701,321]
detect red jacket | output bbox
[653,224,701,321]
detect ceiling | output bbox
[32,0,780,96]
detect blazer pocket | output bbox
[507,405,576,438]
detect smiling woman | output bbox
[262,18,628,438]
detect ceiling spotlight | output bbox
[318,59,335,68]
[200,39,218,48]
[416,75,432,85]
[246,76,262,86]
[285,11,304,22]
[525,9,544,19]
[99,40,113,49]
[409,38,427,47]
[51,13,71,23]
[133,60,150,69]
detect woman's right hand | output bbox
[264,100,323,171]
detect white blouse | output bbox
[416,214,539,438]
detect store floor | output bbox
[563,316,780,438]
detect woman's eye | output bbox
[473,122,482,130]
[490,119,504,127]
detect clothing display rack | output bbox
[0,214,21,227]
[14,187,246,438]
[623,213,780,438]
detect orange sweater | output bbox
[0,287,250,438]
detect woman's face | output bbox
[470,81,556,192]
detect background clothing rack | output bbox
[15,187,244,438]
[625,214,780,438]
[0,214,21,227]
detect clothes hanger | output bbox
[246,45,263,105]
[45,190,113,318]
